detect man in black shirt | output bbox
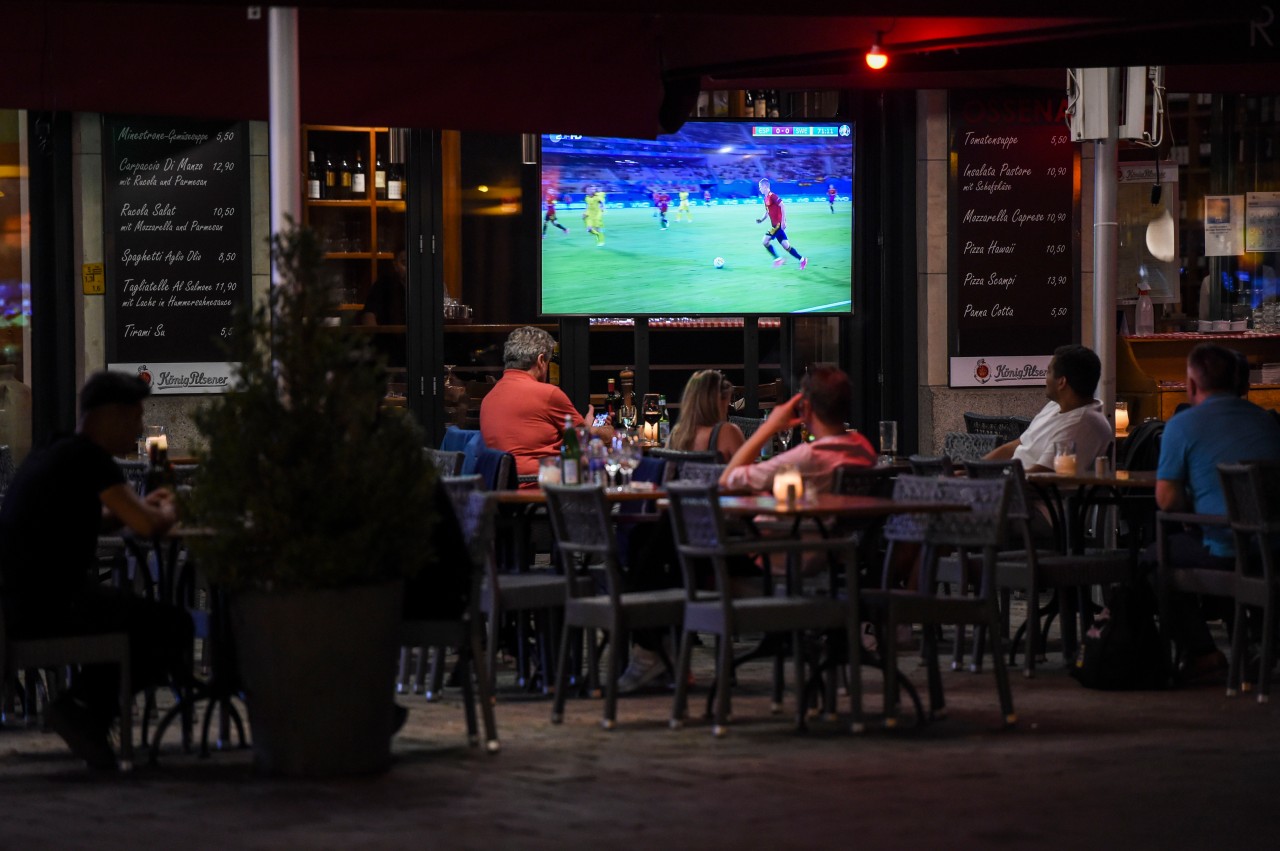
[0,371,189,769]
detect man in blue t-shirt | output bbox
[1156,343,1280,675]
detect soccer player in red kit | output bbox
[755,178,807,269]
[543,191,569,237]
[657,191,671,230]
[703,189,712,206]
[827,184,837,213]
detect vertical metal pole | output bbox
[268,6,301,277]
[1093,68,1120,431]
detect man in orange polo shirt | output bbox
[480,326,611,485]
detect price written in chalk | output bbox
[218,251,237,262]
[1044,244,1067,255]
[1049,306,1068,317]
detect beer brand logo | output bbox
[974,359,991,384]
[137,365,152,386]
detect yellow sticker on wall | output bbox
[82,262,105,295]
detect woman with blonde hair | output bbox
[665,369,745,461]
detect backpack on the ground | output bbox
[1070,583,1166,690]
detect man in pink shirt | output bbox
[721,364,875,493]
[481,326,610,484]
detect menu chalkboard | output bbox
[948,92,1080,388]
[103,116,252,394]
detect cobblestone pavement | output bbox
[2,627,1280,850]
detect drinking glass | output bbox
[604,444,623,490]
[618,435,642,489]
[141,424,166,459]
[776,426,794,453]
[878,420,899,464]
[618,404,637,431]
[1053,440,1078,476]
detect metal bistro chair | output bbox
[649,448,720,484]
[908,455,955,477]
[963,412,1033,446]
[665,480,860,736]
[943,431,998,465]
[0,607,135,771]
[861,475,1017,729]
[1217,460,1280,701]
[399,476,500,751]
[545,484,689,730]
[424,447,465,477]
[728,415,766,440]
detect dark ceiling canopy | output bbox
[3,1,1278,137]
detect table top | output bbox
[490,486,664,506]
[718,492,970,519]
[1026,469,1157,489]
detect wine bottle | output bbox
[306,150,322,200]
[387,161,403,201]
[351,150,366,197]
[658,394,670,444]
[560,413,581,485]
[324,153,337,198]
[604,378,621,424]
[374,152,387,200]
[338,155,352,199]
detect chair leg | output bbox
[971,624,986,674]
[713,627,733,737]
[486,604,501,695]
[771,645,785,714]
[118,656,134,772]
[457,642,480,747]
[670,629,695,729]
[923,624,946,721]
[602,619,623,730]
[469,623,500,752]
[550,622,573,724]
[883,610,899,728]
[951,623,967,671]
[990,613,1017,728]
[1228,601,1247,696]
[792,630,807,732]
[397,647,413,694]
[848,617,864,734]
[1259,596,1276,705]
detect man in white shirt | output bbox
[985,344,1113,472]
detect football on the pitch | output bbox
[713,257,725,268]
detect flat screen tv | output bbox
[539,121,854,316]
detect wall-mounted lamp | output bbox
[865,33,888,71]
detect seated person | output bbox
[479,326,611,486]
[360,250,407,367]
[0,372,191,770]
[1154,342,1280,678]
[721,364,876,493]
[665,369,745,461]
[984,344,1112,473]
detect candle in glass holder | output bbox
[641,421,660,442]
[772,467,804,506]
[1114,402,1130,434]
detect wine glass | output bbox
[604,443,623,490]
[618,404,637,432]
[618,435,642,489]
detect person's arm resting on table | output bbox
[101,484,177,538]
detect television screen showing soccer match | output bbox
[539,121,855,316]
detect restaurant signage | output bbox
[948,92,1080,388]
[102,116,252,394]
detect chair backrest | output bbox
[917,476,1010,595]
[963,458,1033,522]
[832,464,895,497]
[405,476,493,622]
[963,412,1031,444]
[424,447,465,477]
[116,458,148,495]
[543,484,622,599]
[728,415,765,440]
[943,431,998,464]
[474,448,516,491]
[882,474,942,544]
[666,479,736,596]
[650,448,722,484]
[669,461,725,485]
[440,425,479,453]
[908,454,954,477]
[649,447,719,464]
[1219,460,1280,581]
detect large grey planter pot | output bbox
[231,580,404,778]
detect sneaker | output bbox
[799,256,808,270]
[47,697,116,771]
[772,257,785,268]
[616,645,666,694]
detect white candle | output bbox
[772,468,804,504]
[642,422,659,442]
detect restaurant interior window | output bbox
[0,110,32,465]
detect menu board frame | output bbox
[947,91,1082,389]
[102,115,253,394]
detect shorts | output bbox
[765,226,788,242]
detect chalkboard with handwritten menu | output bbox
[103,115,252,394]
[948,92,1080,388]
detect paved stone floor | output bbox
[2,627,1279,850]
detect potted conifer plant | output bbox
[186,223,435,777]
